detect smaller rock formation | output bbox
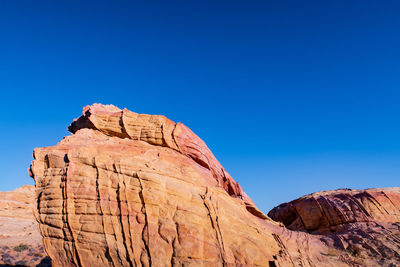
[0,185,49,266]
[269,188,400,266]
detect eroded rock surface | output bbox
[0,185,50,266]
[29,104,400,267]
[269,188,400,266]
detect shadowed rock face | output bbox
[269,188,400,266]
[29,104,400,267]
[0,185,50,266]
[268,188,400,232]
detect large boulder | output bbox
[29,104,400,267]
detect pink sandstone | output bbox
[29,104,400,267]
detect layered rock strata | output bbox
[30,104,400,267]
[269,188,400,266]
[0,185,50,266]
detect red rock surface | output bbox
[67,104,249,204]
[29,104,400,267]
[269,188,400,266]
[0,185,50,266]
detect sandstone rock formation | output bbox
[0,185,50,266]
[29,104,400,267]
[269,188,400,266]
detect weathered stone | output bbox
[0,185,50,266]
[269,188,400,266]
[30,104,400,267]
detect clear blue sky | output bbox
[1,1,399,212]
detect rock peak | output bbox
[67,103,254,206]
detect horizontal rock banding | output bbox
[68,104,247,203]
[31,104,290,266]
[269,188,400,266]
[268,188,400,232]
[30,103,400,267]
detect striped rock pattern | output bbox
[269,188,400,266]
[29,104,400,267]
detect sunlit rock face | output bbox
[30,104,399,267]
[0,185,50,266]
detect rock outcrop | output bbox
[29,104,400,267]
[0,185,50,266]
[269,188,400,266]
